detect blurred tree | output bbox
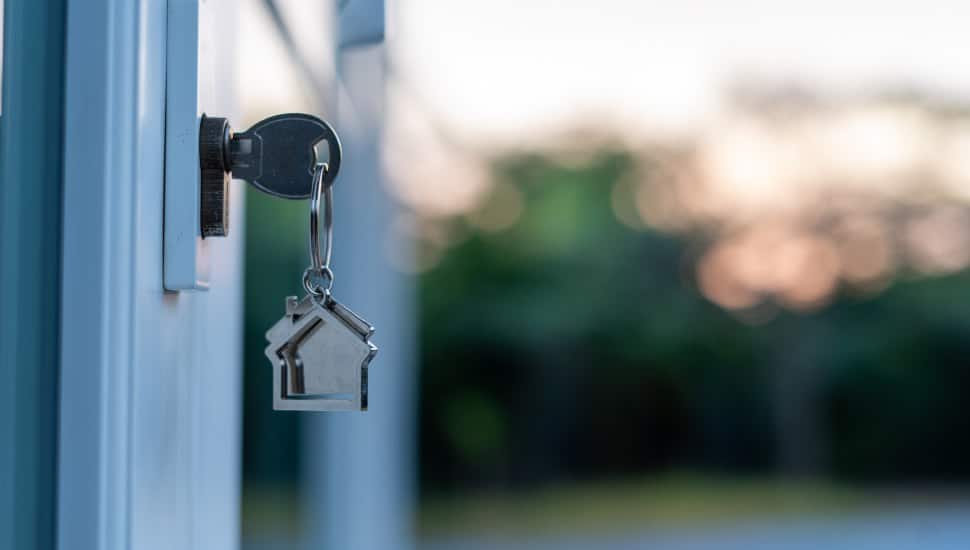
[241,118,970,499]
[415,146,970,496]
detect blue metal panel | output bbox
[339,0,385,48]
[0,1,66,549]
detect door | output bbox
[1,1,394,548]
[57,1,243,548]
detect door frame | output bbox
[58,0,147,546]
[58,1,243,549]
[0,1,65,549]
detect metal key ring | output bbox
[303,163,334,297]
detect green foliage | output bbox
[242,187,309,484]
[417,148,970,494]
[240,145,970,495]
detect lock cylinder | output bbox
[199,115,231,237]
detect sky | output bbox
[239,0,970,142]
[391,0,970,143]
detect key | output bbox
[199,113,341,199]
[197,113,342,236]
[265,294,377,411]
[229,113,342,199]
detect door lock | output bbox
[198,113,342,237]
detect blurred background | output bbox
[240,1,970,548]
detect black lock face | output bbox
[199,115,232,237]
[229,113,342,199]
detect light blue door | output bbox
[56,0,244,549]
[1,1,400,549]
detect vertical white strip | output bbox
[163,0,209,290]
[59,0,138,548]
[60,0,243,548]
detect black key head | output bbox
[229,113,341,199]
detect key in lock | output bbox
[195,114,376,412]
[198,113,342,236]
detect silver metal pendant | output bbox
[265,293,376,411]
[264,162,377,412]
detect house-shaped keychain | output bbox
[265,294,377,411]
